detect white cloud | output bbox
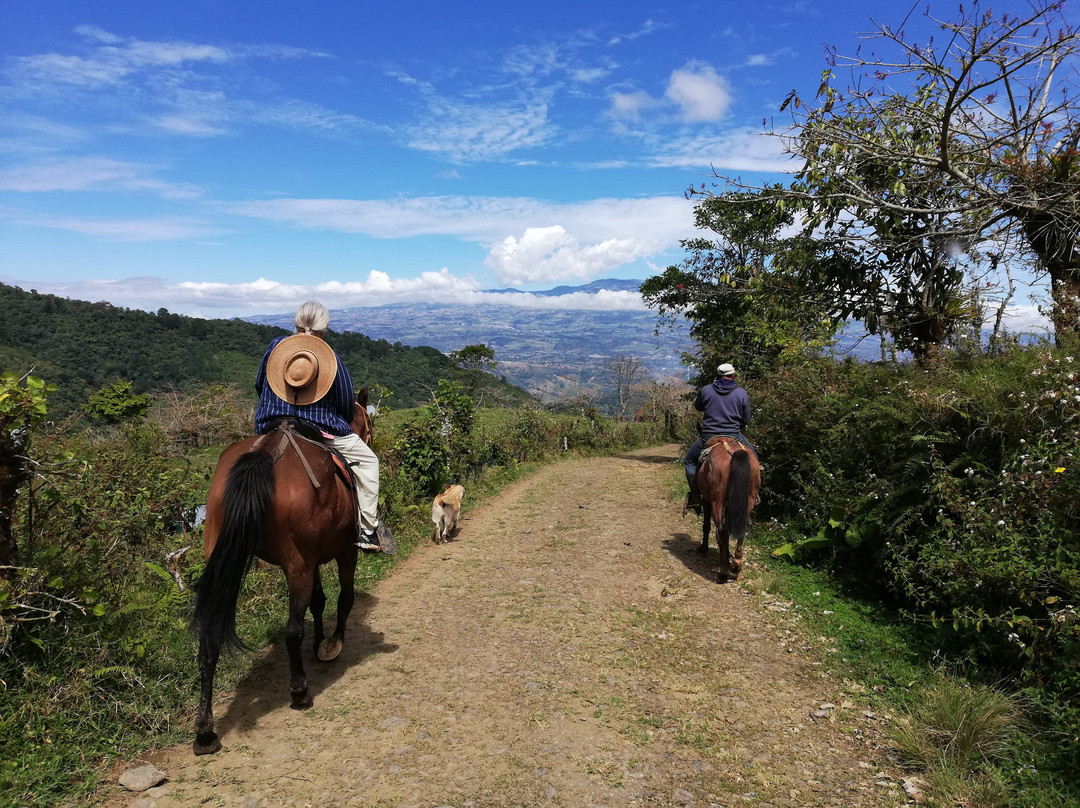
[607,90,658,120]
[226,194,695,248]
[153,115,228,136]
[606,61,730,124]
[995,304,1052,334]
[484,225,648,286]
[406,99,554,162]
[746,54,772,66]
[0,156,203,198]
[650,129,795,173]
[665,62,731,122]
[8,272,650,317]
[17,214,226,242]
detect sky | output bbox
[0,0,1060,327]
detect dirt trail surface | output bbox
[110,445,906,808]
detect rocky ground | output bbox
[101,444,911,808]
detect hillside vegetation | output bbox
[0,283,530,420]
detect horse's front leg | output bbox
[318,549,357,662]
[193,635,223,755]
[285,573,314,708]
[310,566,327,661]
[698,501,711,555]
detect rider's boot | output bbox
[683,469,702,515]
[356,521,397,555]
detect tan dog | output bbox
[431,484,465,543]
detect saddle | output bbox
[698,435,746,466]
[253,418,354,492]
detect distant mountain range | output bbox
[246,279,696,402]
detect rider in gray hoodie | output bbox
[684,363,756,510]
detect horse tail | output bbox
[191,450,275,655]
[724,450,752,538]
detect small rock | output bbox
[118,765,167,792]
[543,786,557,798]
[672,787,694,804]
[378,716,407,729]
[902,778,926,803]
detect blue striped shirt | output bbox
[254,335,356,436]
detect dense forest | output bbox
[0,283,529,419]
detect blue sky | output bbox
[0,0,1055,325]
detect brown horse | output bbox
[696,436,761,583]
[190,390,374,756]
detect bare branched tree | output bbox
[603,355,644,418]
[769,1,1080,343]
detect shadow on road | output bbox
[613,452,678,465]
[212,597,398,739]
[661,529,726,585]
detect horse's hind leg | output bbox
[310,568,327,661]
[318,550,357,662]
[193,635,223,755]
[698,504,711,555]
[285,575,313,708]
[716,523,734,583]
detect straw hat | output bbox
[266,334,338,405]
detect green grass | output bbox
[741,519,1077,807]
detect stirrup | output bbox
[682,491,702,517]
[357,529,380,553]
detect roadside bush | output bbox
[748,346,1080,775]
[1,420,203,804]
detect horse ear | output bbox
[355,387,368,408]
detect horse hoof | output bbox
[318,637,343,662]
[193,733,221,756]
[290,690,314,709]
[696,545,709,555]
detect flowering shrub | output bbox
[748,347,1080,737]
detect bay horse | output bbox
[696,436,760,583]
[190,389,374,756]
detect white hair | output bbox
[294,301,330,334]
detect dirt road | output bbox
[112,445,905,807]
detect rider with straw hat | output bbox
[254,301,392,553]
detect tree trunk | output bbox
[0,422,28,575]
[1017,210,1080,344]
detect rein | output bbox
[252,422,329,490]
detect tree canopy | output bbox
[775,0,1080,345]
[673,1,1080,361]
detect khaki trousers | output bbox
[331,432,379,530]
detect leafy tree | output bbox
[450,344,497,398]
[84,380,153,424]
[641,190,847,382]
[770,1,1080,345]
